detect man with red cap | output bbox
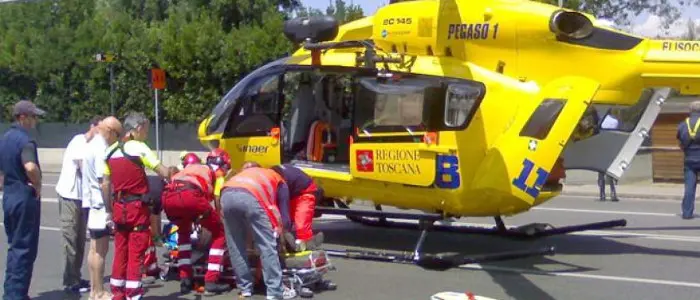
[161,151,232,295]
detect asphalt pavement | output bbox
[1,174,700,299]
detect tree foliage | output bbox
[0,0,364,124]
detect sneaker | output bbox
[266,287,297,299]
[180,278,194,294]
[204,282,232,295]
[239,290,253,298]
[64,279,90,293]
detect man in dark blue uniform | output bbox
[677,101,700,220]
[0,100,45,299]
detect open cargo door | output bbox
[472,76,599,204]
[562,88,671,179]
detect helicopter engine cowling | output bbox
[548,10,594,40]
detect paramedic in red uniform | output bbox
[269,164,324,251]
[161,152,231,295]
[219,162,296,299]
[101,112,173,300]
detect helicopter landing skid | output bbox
[316,207,556,270]
[316,205,627,240]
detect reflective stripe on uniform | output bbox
[687,118,700,139]
[110,278,126,287]
[209,248,225,256]
[207,263,222,271]
[125,280,142,288]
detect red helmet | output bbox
[181,152,201,168]
[206,148,231,173]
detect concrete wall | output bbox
[0,122,207,151]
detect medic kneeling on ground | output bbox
[161,150,233,295]
[241,162,324,252]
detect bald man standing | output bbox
[83,116,123,300]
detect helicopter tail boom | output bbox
[641,40,700,95]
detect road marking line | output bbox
[460,264,700,288]
[563,195,684,203]
[532,207,677,217]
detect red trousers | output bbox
[144,235,159,276]
[110,200,151,300]
[162,188,226,283]
[292,183,318,241]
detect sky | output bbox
[300,0,700,38]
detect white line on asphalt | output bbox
[460,264,700,288]
[563,195,684,203]
[532,207,677,217]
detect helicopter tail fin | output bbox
[471,76,600,208]
[641,40,700,95]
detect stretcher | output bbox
[158,223,337,298]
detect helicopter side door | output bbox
[218,73,284,169]
[562,88,671,179]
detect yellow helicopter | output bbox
[197,0,700,266]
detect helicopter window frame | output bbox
[222,73,285,138]
[519,99,566,140]
[443,80,486,130]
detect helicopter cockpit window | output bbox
[354,77,431,134]
[223,74,282,137]
[519,99,566,140]
[444,83,481,128]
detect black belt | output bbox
[114,192,145,203]
[114,223,149,232]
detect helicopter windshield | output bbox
[205,56,291,136]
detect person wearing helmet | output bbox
[160,151,232,295]
[205,148,232,214]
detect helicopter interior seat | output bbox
[286,76,317,160]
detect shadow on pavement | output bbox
[315,216,700,300]
[33,290,80,300]
[315,220,562,300]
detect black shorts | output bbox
[89,228,111,239]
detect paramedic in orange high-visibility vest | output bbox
[677,100,700,220]
[101,112,174,300]
[218,162,297,299]
[160,151,232,296]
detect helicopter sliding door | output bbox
[562,88,671,179]
[218,72,284,169]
